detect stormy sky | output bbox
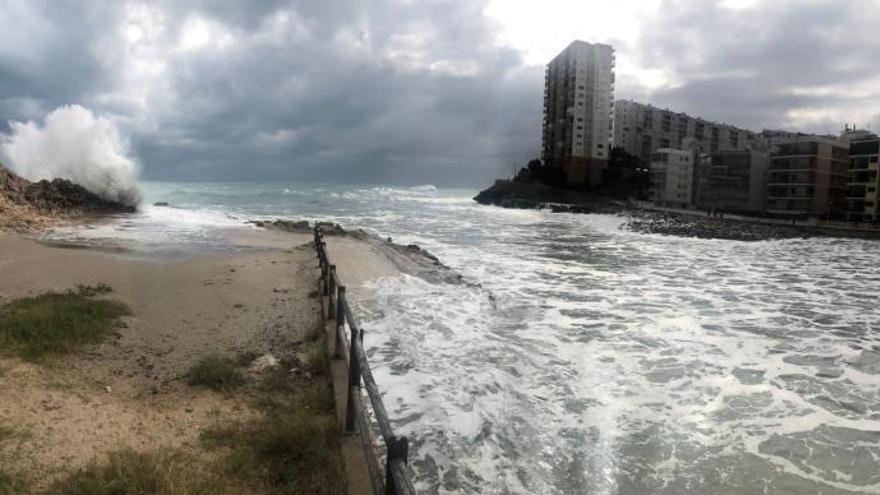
[1,0,878,186]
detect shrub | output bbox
[185,354,246,392]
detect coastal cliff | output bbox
[0,163,135,232]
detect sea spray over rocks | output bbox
[2,105,142,207]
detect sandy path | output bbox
[0,232,321,488]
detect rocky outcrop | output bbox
[23,179,136,215]
[474,180,623,214]
[347,229,466,285]
[0,163,134,232]
[247,219,346,235]
[623,210,880,242]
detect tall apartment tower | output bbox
[542,40,615,187]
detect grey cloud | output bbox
[3,0,876,188]
[626,0,880,134]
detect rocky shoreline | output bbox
[474,179,624,214]
[474,179,880,242]
[622,210,880,241]
[1,164,135,233]
[249,218,466,284]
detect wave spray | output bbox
[2,104,142,206]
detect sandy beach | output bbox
[0,218,435,492]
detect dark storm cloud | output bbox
[0,0,542,186]
[626,0,880,134]
[2,1,878,186]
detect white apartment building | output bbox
[649,148,695,208]
[614,100,757,161]
[542,40,615,186]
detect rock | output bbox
[473,179,622,214]
[153,201,170,207]
[250,354,280,372]
[272,219,311,232]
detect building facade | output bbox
[613,100,758,161]
[542,40,615,187]
[649,148,695,208]
[696,149,769,213]
[765,137,849,218]
[846,137,880,222]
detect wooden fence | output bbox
[314,226,416,495]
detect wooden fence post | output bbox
[334,286,346,359]
[345,327,362,433]
[385,436,410,495]
[328,265,337,319]
[321,242,330,295]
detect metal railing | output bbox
[314,226,416,495]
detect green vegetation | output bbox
[44,449,236,495]
[185,354,246,392]
[202,375,343,494]
[0,469,22,495]
[0,285,129,361]
[198,319,343,493]
[0,427,25,495]
[0,427,14,443]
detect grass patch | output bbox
[0,285,129,361]
[0,469,24,495]
[44,448,240,495]
[185,354,246,392]
[0,427,14,443]
[202,378,344,494]
[200,340,343,494]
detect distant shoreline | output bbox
[474,179,880,242]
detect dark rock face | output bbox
[23,178,136,214]
[246,219,345,235]
[1,164,135,215]
[474,180,622,214]
[0,164,30,197]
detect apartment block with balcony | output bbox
[765,137,849,219]
[542,40,615,187]
[649,148,695,208]
[613,100,758,161]
[696,149,769,214]
[846,137,880,223]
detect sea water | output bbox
[56,181,880,494]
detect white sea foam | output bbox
[2,105,142,206]
[45,182,880,493]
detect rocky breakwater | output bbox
[474,179,623,214]
[250,218,466,285]
[623,209,880,241]
[0,163,136,233]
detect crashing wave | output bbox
[410,184,437,193]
